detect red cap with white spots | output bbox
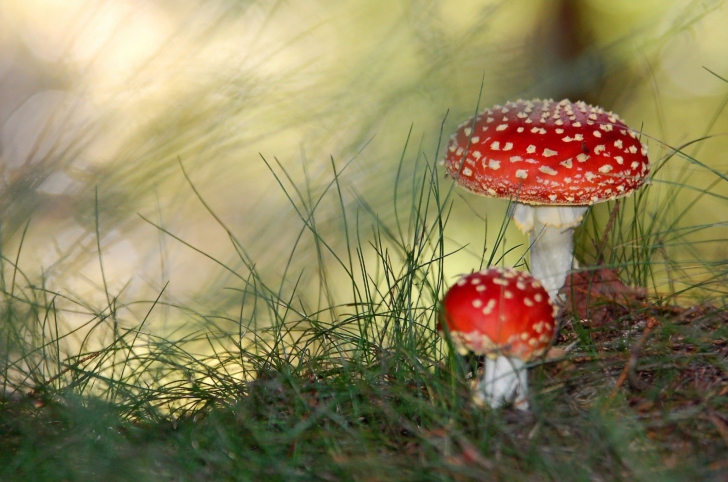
[440,267,557,360]
[443,99,649,205]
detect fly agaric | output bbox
[440,267,557,410]
[443,99,649,302]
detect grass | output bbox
[2,121,728,482]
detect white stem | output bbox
[529,221,575,303]
[512,204,588,304]
[477,356,529,411]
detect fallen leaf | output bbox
[561,268,646,325]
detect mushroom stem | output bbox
[477,356,529,411]
[528,222,576,303]
[513,204,588,303]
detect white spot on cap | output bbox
[504,290,514,299]
[517,127,525,133]
[543,148,558,157]
[614,139,623,149]
[593,130,602,138]
[492,278,509,286]
[539,166,558,176]
[628,146,638,154]
[549,194,557,201]
[482,299,497,315]
[585,172,597,181]
[533,292,543,301]
[573,121,582,127]
[471,136,480,143]
[556,128,564,134]
[515,169,528,179]
[524,298,534,307]
[496,124,508,131]
[503,142,513,151]
[574,133,584,141]
[560,159,573,168]
[510,156,523,162]
[614,155,624,165]
[457,278,467,286]
[476,285,486,292]
[594,145,606,155]
[630,161,640,169]
[562,136,573,142]
[598,164,613,173]
[577,153,588,163]
[472,151,482,159]
[490,141,500,150]
[464,128,472,136]
[462,167,473,176]
[472,299,483,308]
[526,145,537,154]
[488,160,501,170]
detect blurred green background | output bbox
[1,0,727,341]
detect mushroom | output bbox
[440,267,557,410]
[443,99,650,302]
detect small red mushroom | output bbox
[443,99,650,302]
[440,267,557,410]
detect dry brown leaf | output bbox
[562,268,646,325]
[544,346,570,360]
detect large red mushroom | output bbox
[440,267,557,410]
[443,99,650,302]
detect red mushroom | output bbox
[440,267,557,410]
[443,99,649,302]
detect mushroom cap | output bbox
[440,267,557,360]
[443,99,650,205]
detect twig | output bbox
[595,200,620,266]
[608,317,659,399]
[707,409,728,449]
